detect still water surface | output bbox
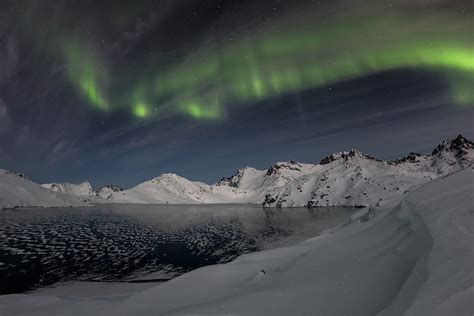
[0,204,355,294]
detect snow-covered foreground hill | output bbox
[0,170,87,209]
[1,167,471,315]
[48,135,474,207]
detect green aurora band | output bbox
[60,8,474,119]
[62,42,109,111]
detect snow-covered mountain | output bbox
[42,181,96,197]
[217,161,320,191]
[0,170,88,210]
[94,135,472,207]
[41,181,127,201]
[24,135,474,208]
[262,135,473,207]
[389,134,474,174]
[105,173,256,204]
[102,162,321,204]
[262,150,433,207]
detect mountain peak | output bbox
[432,135,474,156]
[216,167,255,187]
[266,161,302,176]
[319,149,381,165]
[151,173,182,182]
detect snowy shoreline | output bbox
[1,168,472,315]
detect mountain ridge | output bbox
[44,135,474,207]
[2,135,473,209]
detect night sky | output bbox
[0,0,473,188]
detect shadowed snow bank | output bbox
[391,168,474,316]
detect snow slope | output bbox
[0,170,88,209]
[1,166,471,315]
[393,168,474,316]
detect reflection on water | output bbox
[0,204,354,294]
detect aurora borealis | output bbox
[52,3,474,120]
[0,0,473,186]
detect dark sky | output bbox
[0,0,473,188]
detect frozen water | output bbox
[0,204,353,294]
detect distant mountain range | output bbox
[1,135,473,209]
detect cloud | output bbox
[0,98,10,133]
[0,34,19,83]
[113,13,159,55]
